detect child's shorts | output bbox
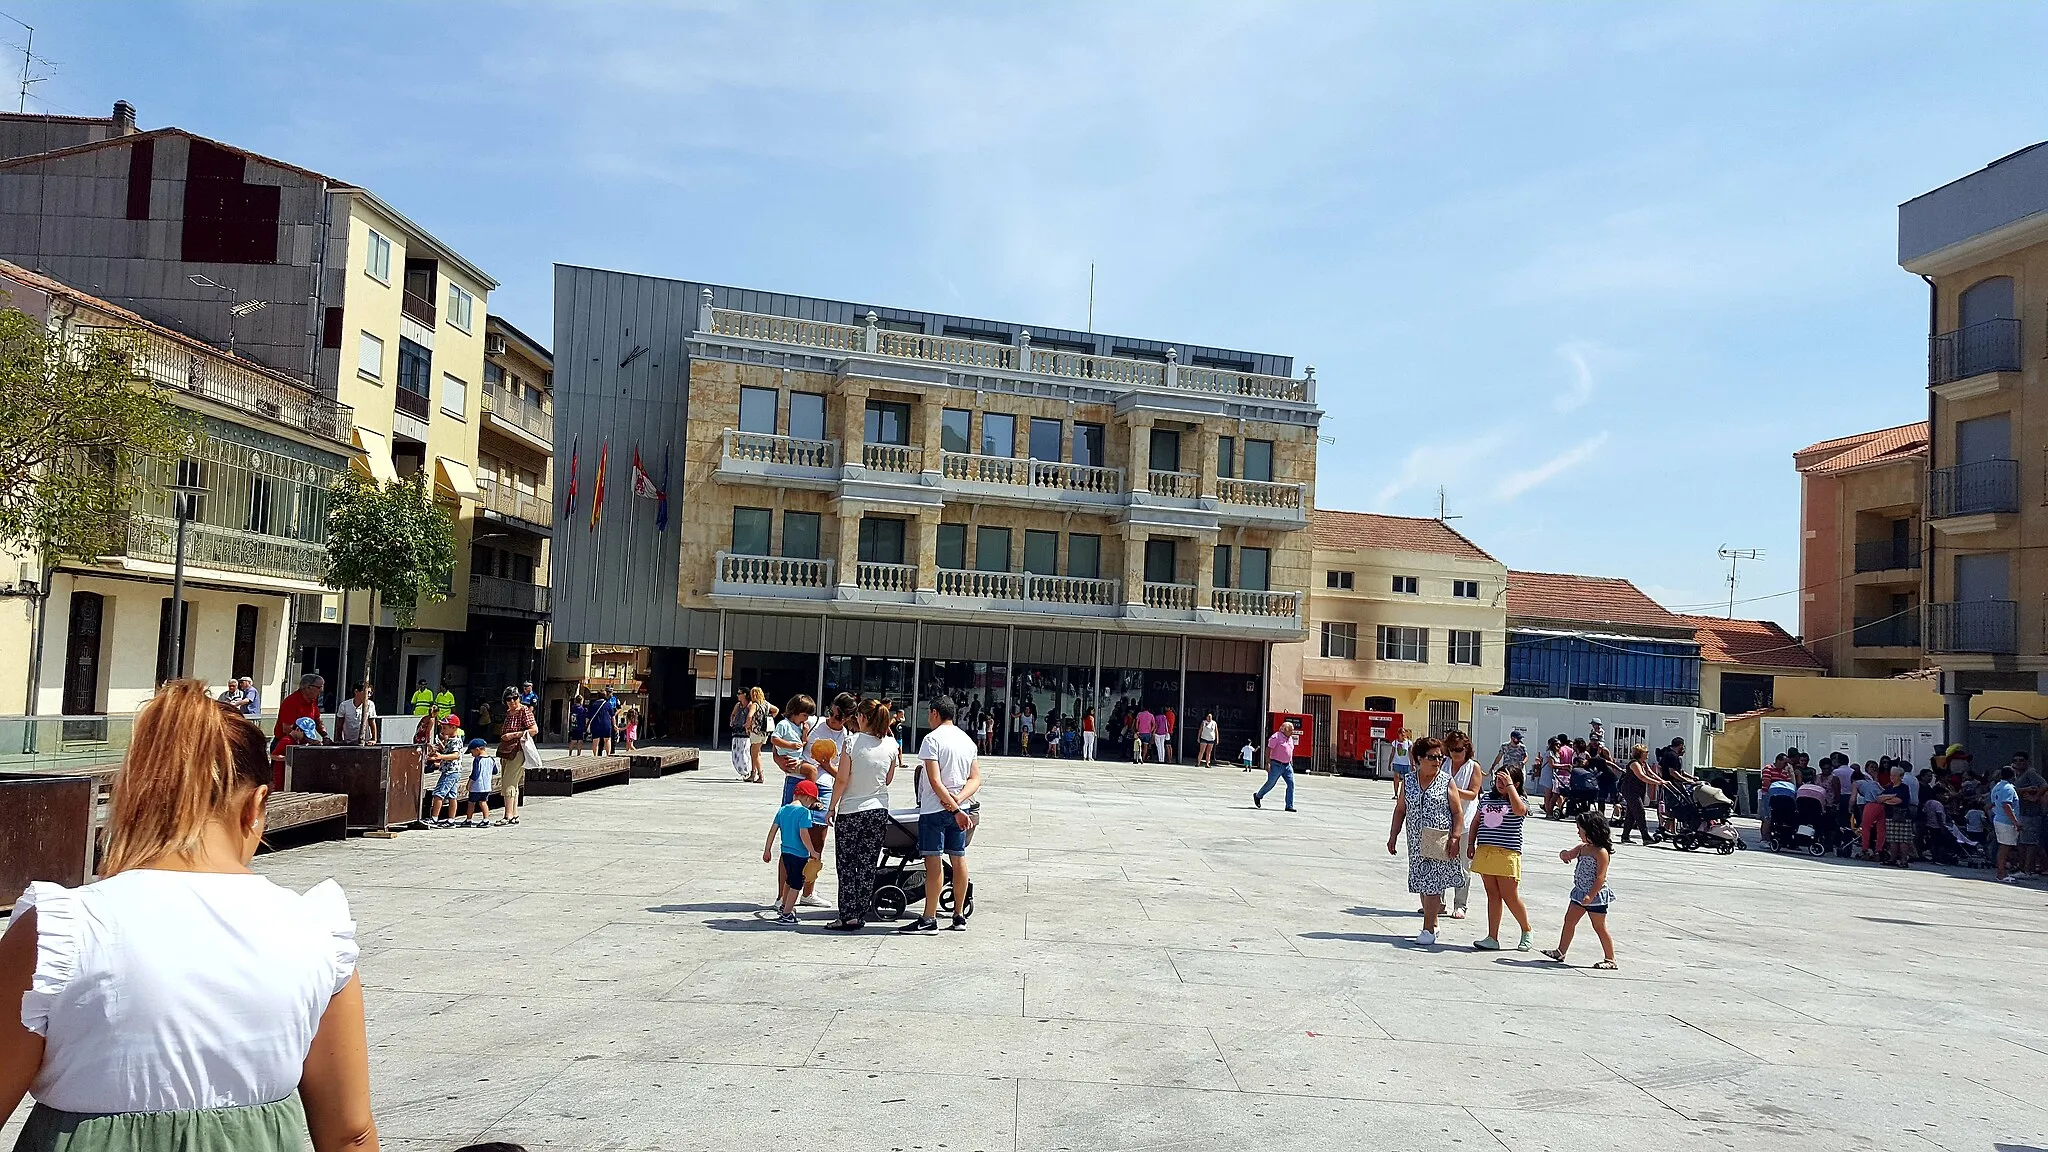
[780,852,808,890]
[469,791,492,805]
[1470,844,1521,879]
[432,766,463,799]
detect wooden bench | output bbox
[0,775,95,911]
[526,755,631,796]
[262,791,349,846]
[628,747,700,778]
[287,745,424,833]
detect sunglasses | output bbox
[1416,753,1445,763]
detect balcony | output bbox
[1218,477,1304,512]
[401,288,437,328]
[1926,600,2017,654]
[1852,609,1921,649]
[394,385,431,421]
[1142,581,1198,611]
[124,513,326,586]
[1928,459,2018,527]
[1853,537,1921,573]
[1212,588,1302,619]
[129,330,354,445]
[469,573,552,619]
[1145,470,1201,500]
[714,551,834,599]
[859,442,924,474]
[476,477,552,529]
[931,569,1123,616]
[937,452,1126,508]
[855,561,917,602]
[480,382,552,445]
[1928,318,2020,390]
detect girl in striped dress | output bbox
[1468,764,1534,951]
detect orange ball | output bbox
[809,737,839,764]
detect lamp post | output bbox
[186,274,268,356]
[167,480,207,680]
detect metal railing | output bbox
[722,429,840,470]
[1142,581,1197,611]
[469,573,551,615]
[1925,600,2017,654]
[1929,459,2018,518]
[1213,588,1301,618]
[1929,318,2021,385]
[1217,477,1304,510]
[935,569,1027,600]
[402,289,437,328]
[1146,470,1201,499]
[394,386,431,420]
[476,478,553,526]
[1024,573,1120,606]
[855,562,917,595]
[717,551,834,590]
[126,330,354,444]
[480,383,552,441]
[124,513,327,582]
[1852,609,1920,648]
[1853,537,1921,573]
[861,442,923,473]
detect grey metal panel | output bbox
[1013,626,1093,665]
[1188,638,1261,674]
[1102,633,1177,669]
[825,617,916,657]
[921,623,1007,661]
[725,611,822,653]
[1900,142,2048,265]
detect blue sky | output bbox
[15,1,2048,627]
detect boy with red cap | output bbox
[764,780,821,925]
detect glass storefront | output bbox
[918,659,1007,755]
[1011,663,1091,756]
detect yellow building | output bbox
[1282,509,1508,765]
[1792,422,1927,678]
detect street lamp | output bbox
[166,480,208,680]
[187,274,268,356]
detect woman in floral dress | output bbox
[1387,735,1468,947]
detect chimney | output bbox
[110,101,136,135]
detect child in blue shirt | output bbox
[464,738,499,827]
[763,779,820,924]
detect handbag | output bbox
[1421,828,1452,861]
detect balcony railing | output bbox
[943,452,1028,486]
[401,288,437,328]
[855,562,917,595]
[1929,318,2021,386]
[1926,600,2017,654]
[1024,573,1121,606]
[469,573,551,616]
[394,386,431,421]
[936,569,1027,600]
[1853,537,1921,573]
[1030,459,1123,494]
[717,551,833,592]
[861,442,923,473]
[477,478,552,527]
[940,452,1125,495]
[125,513,326,583]
[127,330,354,444]
[1929,459,2019,518]
[722,429,839,470]
[1213,588,1301,618]
[1146,470,1200,499]
[1142,581,1197,611]
[702,299,1312,402]
[1852,610,1921,649]
[480,383,552,442]
[1217,477,1304,511]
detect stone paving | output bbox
[11,752,2048,1151]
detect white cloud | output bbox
[1554,341,1597,412]
[1493,431,1609,501]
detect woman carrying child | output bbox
[825,698,900,931]
[1468,762,1533,952]
[1544,812,1618,969]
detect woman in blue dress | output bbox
[1386,735,1468,947]
[588,691,619,757]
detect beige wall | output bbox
[1802,456,1922,677]
[29,572,291,715]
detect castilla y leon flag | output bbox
[631,446,660,501]
[588,440,608,531]
[563,436,580,518]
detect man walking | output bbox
[1253,720,1298,811]
[902,694,982,933]
[336,680,380,745]
[1992,765,2023,882]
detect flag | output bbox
[631,446,660,500]
[589,441,608,531]
[563,436,579,518]
[656,445,671,532]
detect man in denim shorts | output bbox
[900,694,982,934]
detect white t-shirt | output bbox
[916,722,979,815]
[470,754,498,793]
[17,870,357,1113]
[1199,719,1219,743]
[838,732,897,814]
[336,697,378,744]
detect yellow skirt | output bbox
[1471,844,1521,879]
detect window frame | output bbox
[865,399,913,447]
[1022,528,1059,575]
[446,282,475,333]
[1325,570,1354,590]
[787,391,827,442]
[975,526,1013,573]
[1028,417,1063,463]
[737,386,779,435]
[1320,621,1358,660]
[781,510,822,560]
[440,372,467,418]
[1068,533,1102,580]
[1452,579,1480,599]
[364,228,392,284]
[1218,436,1236,480]
[1213,544,1232,590]
[941,408,973,454]
[1449,629,1482,666]
[1243,438,1275,483]
[1072,422,1106,467]
[1239,546,1270,592]
[356,331,384,382]
[935,523,967,570]
[1376,625,1428,663]
[1391,574,1419,595]
[981,412,1016,458]
[730,507,772,557]
[857,516,907,565]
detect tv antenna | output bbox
[1436,486,1460,523]
[1086,262,1095,333]
[0,13,51,114]
[1717,545,1762,618]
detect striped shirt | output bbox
[1473,792,1524,852]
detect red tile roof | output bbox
[1793,421,1927,476]
[1677,614,1828,671]
[1506,571,1687,631]
[1311,509,1497,563]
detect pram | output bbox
[1922,821,1987,868]
[1550,768,1600,819]
[1659,781,1740,854]
[866,803,979,922]
[1774,795,1849,856]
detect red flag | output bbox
[563,436,579,517]
[589,441,608,531]
[631,446,661,500]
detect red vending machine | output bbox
[1335,710,1403,776]
[1268,711,1313,768]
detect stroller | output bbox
[1551,767,1600,818]
[1659,781,1741,854]
[1774,795,1849,857]
[866,803,979,922]
[1922,821,1988,868]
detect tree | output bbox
[0,307,192,564]
[323,471,457,688]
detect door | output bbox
[231,604,260,680]
[1959,276,2015,326]
[1305,693,1333,773]
[61,591,104,715]
[1427,699,1459,738]
[1956,414,2010,464]
[1148,428,1181,473]
[1956,552,2009,601]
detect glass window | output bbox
[1023,529,1059,575]
[975,527,1012,572]
[1239,547,1270,592]
[1217,436,1235,479]
[440,373,466,417]
[1392,574,1418,595]
[1144,537,1178,584]
[936,523,967,570]
[1377,625,1427,663]
[858,517,906,565]
[446,283,475,333]
[730,507,771,556]
[982,412,1016,457]
[781,511,821,559]
[941,408,972,453]
[1212,545,1231,590]
[1068,534,1101,579]
[1244,439,1274,483]
[788,392,826,441]
[1326,570,1353,589]
[1449,630,1482,666]
[1149,428,1181,473]
[1321,622,1357,660]
[396,337,431,398]
[364,229,391,282]
[356,331,383,380]
[1452,579,1480,599]
[738,386,777,434]
[1029,418,1062,462]
[865,400,911,446]
[1073,423,1105,467]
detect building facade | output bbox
[1679,614,1827,718]
[467,315,556,718]
[1282,509,1507,760]
[1503,571,1703,707]
[1899,142,2048,738]
[1793,421,1927,678]
[551,267,1320,756]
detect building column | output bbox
[839,379,868,469]
[1194,529,1218,611]
[1197,428,1220,499]
[918,395,944,478]
[835,505,862,594]
[914,509,941,593]
[1122,527,1147,606]
[1943,687,1976,751]
[1127,417,1152,492]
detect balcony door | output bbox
[738,386,777,434]
[1956,413,2010,465]
[1149,428,1181,473]
[1960,276,2015,327]
[788,392,826,442]
[858,517,906,566]
[1956,552,2009,602]
[864,400,911,446]
[1144,538,1178,585]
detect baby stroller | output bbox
[1661,781,1740,854]
[866,803,979,922]
[1776,795,1847,856]
[1553,767,1599,818]
[1923,822,1987,868]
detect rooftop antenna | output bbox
[1086,263,1095,333]
[1,13,47,113]
[1435,486,1460,523]
[1717,545,1762,619]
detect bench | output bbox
[628,747,700,778]
[0,775,95,910]
[262,791,349,846]
[526,755,631,796]
[287,745,425,832]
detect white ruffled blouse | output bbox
[16,870,358,1114]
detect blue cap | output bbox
[467,737,489,750]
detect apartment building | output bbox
[1504,572,1703,707]
[0,261,356,732]
[1793,421,1928,677]
[1899,141,2048,737]
[0,106,497,714]
[551,267,1321,756]
[469,315,555,709]
[1283,510,1507,755]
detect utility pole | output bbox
[1718,546,1762,619]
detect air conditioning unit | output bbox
[1704,711,1726,735]
[484,334,507,356]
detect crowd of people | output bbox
[1756,744,2041,879]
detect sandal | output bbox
[1592,959,1618,970]
[1541,949,1566,963]
[822,919,864,932]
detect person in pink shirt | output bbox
[1135,708,1156,763]
[1253,720,1298,811]
[1157,708,1175,764]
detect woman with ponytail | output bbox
[823,697,900,931]
[0,680,377,1152]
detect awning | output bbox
[351,427,399,484]
[435,455,483,503]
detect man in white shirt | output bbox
[901,694,982,934]
[335,681,380,745]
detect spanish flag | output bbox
[589,440,608,531]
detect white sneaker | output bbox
[1416,929,1437,946]
[798,894,828,908]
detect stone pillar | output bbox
[914,509,941,593]
[1194,529,1217,611]
[918,393,943,477]
[1943,688,1975,751]
[839,379,868,470]
[1197,427,1220,499]
[835,505,862,595]
[1128,417,1152,492]
[1122,527,1147,606]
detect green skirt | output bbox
[14,1095,306,1152]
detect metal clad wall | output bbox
[1014,627,1092,665]
[1188,638,1261,674]
[727,612,823,653]
[923,624,1008,661]
[1103,634,1178,668]
[826,618,917,656]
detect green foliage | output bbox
[0,308,193,564]
[324,471,456,627]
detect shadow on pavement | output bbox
[647,902,763,914]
